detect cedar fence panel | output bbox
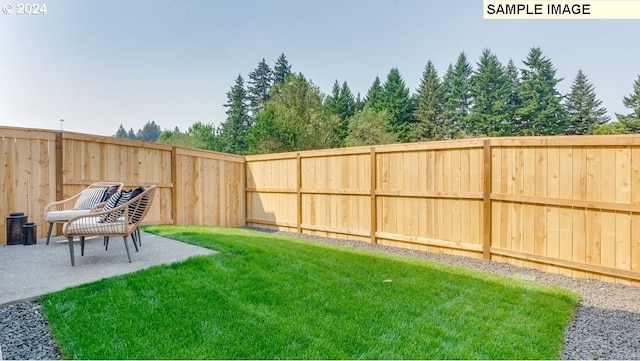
[0,127,245,243]
[246,136,640,285]
[0,127,57,242]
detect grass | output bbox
[41,225,579,360]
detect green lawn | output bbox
[41,225,579,360]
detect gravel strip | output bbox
[0,302,61,360]
[2,228,639,360]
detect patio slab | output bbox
[0,232,216,306]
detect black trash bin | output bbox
[6,212,27,245]
[23,222,37,245]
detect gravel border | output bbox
[2,228,639,360]
[0,302,61,360]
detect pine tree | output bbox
[564,70,610,135]
[137,121,162,142]
[469,48,509,136]
[325,80,342,115]
[247,58,273,117]
[381,67,414,142]
[354,92,365,113]
[339,81,356,121]
[503,59,521,136]
[273,53,292,87]
[115,124,127,138]
[516,47,567,135]
[325,80,356,145]
[616,75,640,133]
[412,60,444,141]
[127,128,137,139]
[364,76,385,111]
[219,74,251,154]
[442,52,473,138]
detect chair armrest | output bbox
[43,192,83,214]
[64,202,132,237]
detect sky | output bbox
[1,0,639,137]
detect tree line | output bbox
[114,48,640,155]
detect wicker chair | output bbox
[62,185,156,266]
[43,182,124,245]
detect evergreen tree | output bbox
[325,80,356,145]
[615,75,640,133]
[516,47,567,135]
[339,81,356,120]
[468,48,509,136]
[325,80,342,115]
[412,60,444,141]
[503,59,521,136]
[564,70,610,135]
[115,124,127,138]
[442,52,473,138]
[219,74,251,154]
[247,58,273,117]
[440,64,457,139]
[137,121,162,142]
[127,128,137,140]
[273,53,292,87]
[381,67,414,142]
[354,92,365,113]
[364,76,385,111]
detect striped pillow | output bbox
[100,189,132,222]
[73,187,108,210]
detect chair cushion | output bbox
[45,209,91,222]
[74,187,108,210]
[63,216,126,235]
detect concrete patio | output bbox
[0,232,216,306]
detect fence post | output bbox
[297,153,302,233]
[53,131,65,236]
[171,147,178,225]
[55,131,64,202]
[370,147,377,244]
[483,139,492,260]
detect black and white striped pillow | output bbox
[100,189,132,222]
[73,187,108,210]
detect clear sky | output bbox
[1,0,639,137]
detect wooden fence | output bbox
[3,124,640,285]
[246,136,640,286]
[0,126,245,243]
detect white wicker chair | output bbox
[62,185,156,266]
[43,182,124,245]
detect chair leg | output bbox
[136,227,142,247]
[131,232,139,253]
[105,236,110,250]
[68,237,75,267]
[123,236,132,263]
[46,223,54,245]
[80,236,85,256]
